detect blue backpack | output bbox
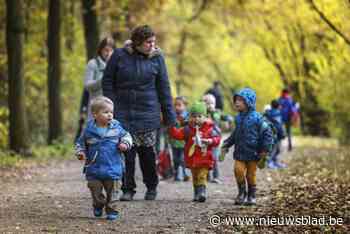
[263,114,285,144]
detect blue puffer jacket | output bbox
[278,95,295,123]
[102,42,176,134]
[75,119,132,181]
[265,108,282,125]
[223,88,273,161]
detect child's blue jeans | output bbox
[172,147,188,180]
[268,141,281,164]
[211,147,220,179]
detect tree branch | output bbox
[189,0,209,22]
[262,47,288,85]
[307,0,350,46]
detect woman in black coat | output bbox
[102,25,176,201]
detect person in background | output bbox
[278,88,298,151]
[205,81,224,111]
[264,100,286,169]
[84,37,115,119]
[202,94,222,184]
[169,96,190,182]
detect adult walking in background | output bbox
[74,37,114,141]
[84,37,115,119]
[102,25,176,201]
[206,81,224,111]
[278,88,298,151]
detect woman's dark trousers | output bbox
[121,146,159,193]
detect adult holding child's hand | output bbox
[103,25,176,201]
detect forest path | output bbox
[0,140,292,233]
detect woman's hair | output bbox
[90,96,114,114]
[97,37,115,57]
[131,25,155,46]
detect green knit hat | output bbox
[189,101,207,115]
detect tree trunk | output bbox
[6,0,30,154]
[81,0,100,60]
[175,30,188,95]
[47,0,62,144]
[63,1,76,51]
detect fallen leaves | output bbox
[206,140,350,233]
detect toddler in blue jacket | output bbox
[75,96,132,220]
[222,88,273,206]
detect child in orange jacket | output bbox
[169,101,221,202]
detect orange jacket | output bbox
[169,120,221,169]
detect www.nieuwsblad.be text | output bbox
[209,215,344,227]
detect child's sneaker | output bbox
[267,161,277,169]
[93,207,103,217]
[211,178,222,184]
[275,162,287,169]
[174,176,182,182]
[111,190,119,202]
[106,210,119,221]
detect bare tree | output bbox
[175,0,210,94]
[47,0,62,144]
[82,0,100,60]
[6,0,30,154]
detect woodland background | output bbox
[1,0,350,155]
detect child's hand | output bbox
[257,152,268,169]
[221,146,229,154]
[202,138,213,145]
[219,147,229,162]
[118,143,128,152]
[259,151,268,158]
[76,152,86,161]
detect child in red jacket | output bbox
[169,101,221,202]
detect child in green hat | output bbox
[169,101,221,202]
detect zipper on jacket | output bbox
[86,126,109,167]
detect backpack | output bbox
[263,114,285,144]
[258,115,283,169]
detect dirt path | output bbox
[0,144,288,233]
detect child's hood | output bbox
[85,119,122,135]
[234,88,256,111]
